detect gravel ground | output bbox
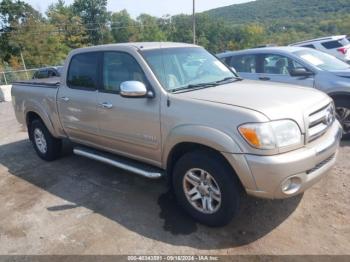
[0,101,349,255]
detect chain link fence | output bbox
[0,68,38,85]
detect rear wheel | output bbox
[334,98,350,139]
[172,150,240,227]
[29,119,62,161]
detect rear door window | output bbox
[321,40,343,49]
[229,55,257,73]
[67,52,100,90]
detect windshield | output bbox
[141,47,237,92]
[294,49,350,71]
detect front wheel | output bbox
[172,150,240,227]
[334,98,350,139]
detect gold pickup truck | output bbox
[12,42,342,226]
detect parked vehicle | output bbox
[32,66,63,79]
[12,43,342,226]
[289,35,350,63]
[217,46,350,138]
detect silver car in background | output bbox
[290,35,350,63]
[217,47,350,138]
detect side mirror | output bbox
[290,68,314,77]
[120,81,153,98]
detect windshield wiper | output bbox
[215,76,243,84]
[171,82,219,93]
[171,76,243,93]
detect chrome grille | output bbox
[307,103,335,142]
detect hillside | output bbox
[204,0,350,25]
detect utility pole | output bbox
[192,0,196,44]
[20,50,29,80]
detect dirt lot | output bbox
[0,101,349,255]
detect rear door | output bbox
[57,52,101,145]
[96,51,161,164]
[257,53,314,87]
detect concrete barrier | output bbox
[0,85,12,102]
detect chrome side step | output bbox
[73,147,163,179]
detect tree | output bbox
[8,16,68,68]
[136,14,166,42]
[0,0,40,62]
[110,9,137,43]
[47,0,88,49]
[72,0,109,45]
[166,14,192,43]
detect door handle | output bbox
[99,102,113,109]
[60,97,70,102]
[259,77,271,81]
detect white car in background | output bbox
[290,35,350,63]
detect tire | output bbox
[334,98,350,140]
[29,119,62,161]
[172,150,240,227]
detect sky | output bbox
[24,0,253,18]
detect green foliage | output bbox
[72,0,109,45]
[205,0,350,47]
[205,0,350,25]
[136,14,166,41]
[8,16,68,67]
[0,0,41,62]
[47,0,88,49]
[111,10,136,43]
[1,0,350,70]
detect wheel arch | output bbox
[328,92,350,102]
[25,109,58,139]
[163,125,247,188]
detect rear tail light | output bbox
[337,47,348,54]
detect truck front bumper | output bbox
[225,121,342,199]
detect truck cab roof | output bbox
[72,42,199,53]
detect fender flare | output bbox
[24,99,59,138]
[162,124,242,168]
[162,124,258,190]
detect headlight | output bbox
[238,120,302,150]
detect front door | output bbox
[257,53,315,87]
[96,51,161,165]
[57,52,100,145]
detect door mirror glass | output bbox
[120,81,151,98]
[290,68,314,77]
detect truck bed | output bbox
[14,77,60,88]
[11,77,61,132]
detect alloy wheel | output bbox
[336,107,350,136]
[182,168,222,214]
[34,128,47,154]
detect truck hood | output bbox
[176,80,330,132]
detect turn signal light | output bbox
[238,127,261,148]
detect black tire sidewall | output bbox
[172,151,240,227]
[29,120,61,161]
[334,98,350,139]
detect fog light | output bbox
[281,177,302,195]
